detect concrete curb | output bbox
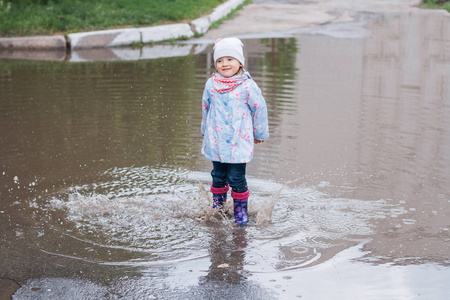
[193,0,246,34]
[68,28,141,49]
[0,0,245,51]
[0,35,66,50]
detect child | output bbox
[201,37,269,226]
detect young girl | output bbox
[201,37,269,226]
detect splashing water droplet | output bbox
[256,187,283,227]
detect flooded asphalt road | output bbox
[1,5,450,300]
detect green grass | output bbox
[422,0,450,12]
[209,0,249,30]
[0,0,226,37]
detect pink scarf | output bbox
[213,71,248,93]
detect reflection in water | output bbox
[202,227,248,284]
[1,9,450,299]
[356,11,450,264]
[271,11,450,267]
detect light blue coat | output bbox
[201,72,269,163]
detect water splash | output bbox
[256,187,283,227]
[196,181,283,227]
[44,166,390,272]
[196,183,231,225]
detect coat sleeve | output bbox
[247,80,270,140]
[201,81,211,135]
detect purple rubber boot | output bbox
[232,190,250,226]
[211,184,229,209]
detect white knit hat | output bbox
[213,37,245,68]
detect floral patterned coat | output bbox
[201,72,269,163]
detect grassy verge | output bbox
[209,0,250,30]
[0,0,226,37]
[422,0,450,12]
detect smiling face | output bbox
[216,56,242,78]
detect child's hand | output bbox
[254,139,264,144]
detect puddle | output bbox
[1,8,450,300]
